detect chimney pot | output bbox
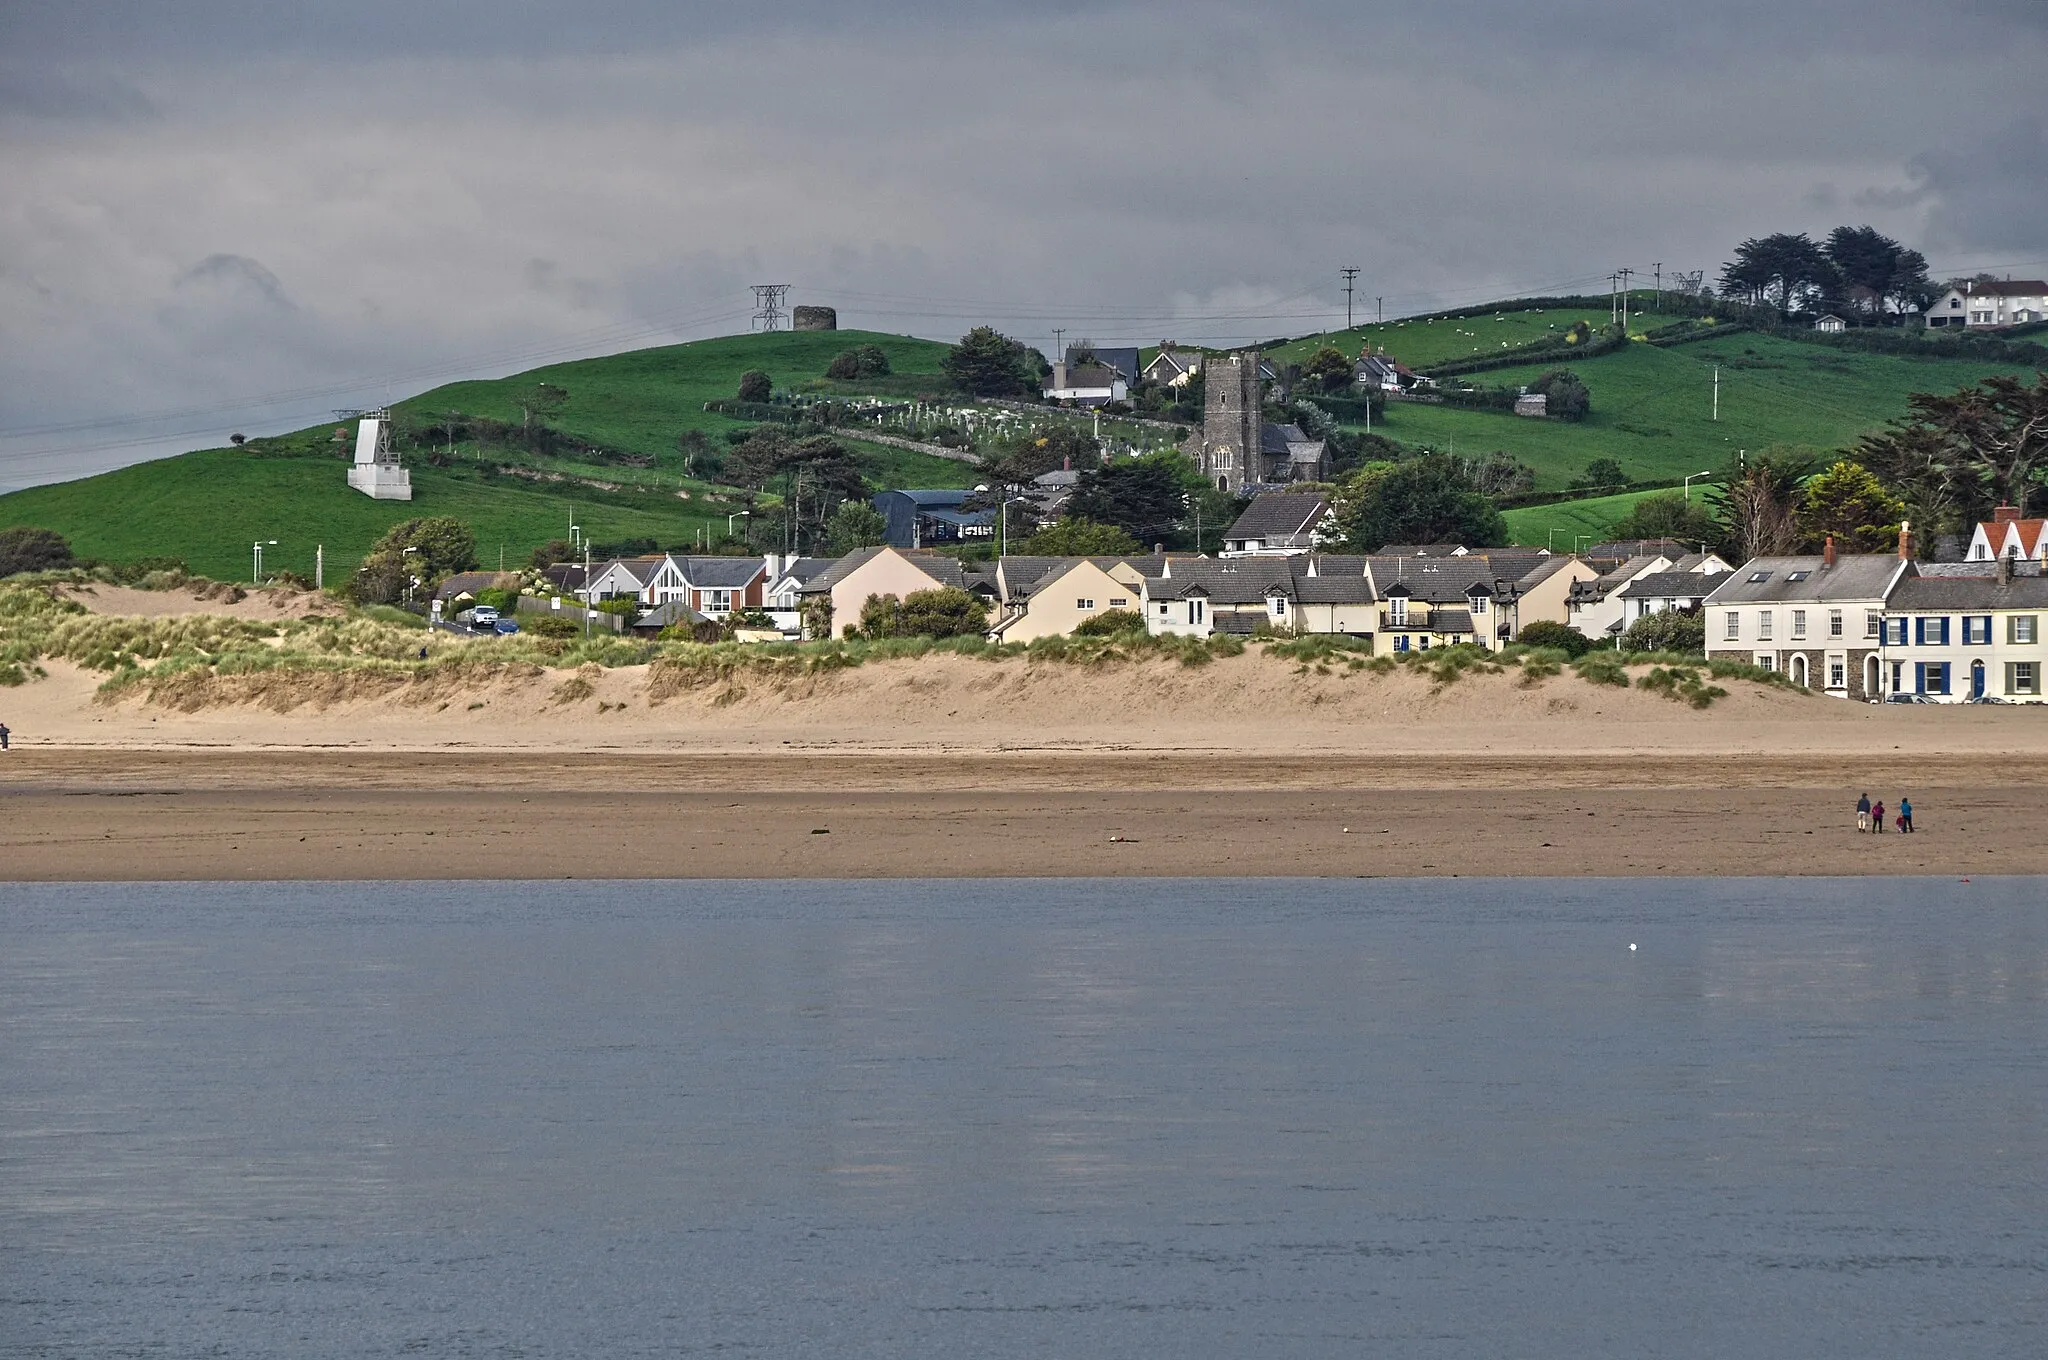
[1898,520,1913,562]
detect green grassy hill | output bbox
[1500,489,1667,549]
[0,329,974,582]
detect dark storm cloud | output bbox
[2,1,2044,489]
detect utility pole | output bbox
[1652,262,1662,309]
[1609,273,1621,325]
[1053,328,1066,367]
[1376,296,1383,324]
[1618,267,1634,329]
[1341,268,1360,329]
[1713,366,1720,421]
[749,284,790,331]
[315,544,323,592]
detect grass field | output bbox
[1263,303,1686,371]
[0,330,976,581]
[1500,489,1669,549]
[1345,333,2036,491]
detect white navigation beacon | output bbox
[342,408,412,500]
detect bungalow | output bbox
[1965,505,2048,564]
[1702,536,1911,697]
[1221,492,1332,557]
[1813,313,1849,333]
[434,571,521,606]
[1878,557,2048,701]
[798,545,995,639]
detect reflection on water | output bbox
[2,877,2043,1357]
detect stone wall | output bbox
[793,305,838,331]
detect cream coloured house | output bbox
[989,559,1144,642]
[797,546,992,639]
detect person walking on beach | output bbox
[1856,793,1871,832]
[1900,797,1914,833]
[1871,799,1885,833]
[0,721,9,750]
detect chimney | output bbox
[1995,504,2020,523]
[1898,520,1913,562]
[1154,542,1165,555]
[1999,552,2014,585]
[1823,533,1836,568]
[1052,360,1067,390]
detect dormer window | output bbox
[1468,594,1487,614]
[1390,597,1408,626]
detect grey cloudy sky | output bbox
[3,0,2044,490]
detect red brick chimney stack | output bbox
[1823,533,1836,568]
[1995,504,2020,523]
[1898,520,1913,561]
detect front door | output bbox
[1972,659,1986,699]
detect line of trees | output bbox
[1717,225,1933,321]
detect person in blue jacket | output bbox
[1899,797,1914,833]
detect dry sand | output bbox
[4,639,2043,881]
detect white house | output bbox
[1965,506,2048,564]
[1926,279,2048,329]
[583,555,687,607]
[1702,538,1911,697]
[1220,492,1333,557]
[1042,361,1127,406]
[1879,560,2048,701]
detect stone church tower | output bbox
[1197,351,1263,493]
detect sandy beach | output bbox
[4,629,2044,879]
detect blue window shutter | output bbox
[1916,662,1927,693]
[1938,617,1950,645]
[1914,618,1925,645]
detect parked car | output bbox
[1885,692,1932,704]
[471,606,500,629]
[493,618,520,635]
[1965,694,2006,704]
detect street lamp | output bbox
[401,546,422,607]
[569,524,583,552]
[728,510,751,540]
[1683,470,1713,501]
[252,539,277,584]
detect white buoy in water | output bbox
[1629,943,1638,951]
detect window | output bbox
[1724,611,1740,640]
[1756,653,1776,671]
[1109,597,1127,608]
[1828,609,1843,638]
[1865,610,1880,639]
[1470,595,1487,614]
[1393,635,1410,653]
[1787,571,1810,583]
[1914,617,1950,646]
[1190,600,1205,624]
[2009,661,2039,696]
[1390,598,1408,626]
[2011,615,2039,645]
[1418,635,1431,651]
[1892,660,1905,692]
[1974,543,1990,560]
[1271,597,1288,616]
[1918,662,1950,695]
[706,589,733,613]
[1758,611,1773,641]
[1747,570,1772,583]
[1076,598,1094,610]
[1792,609,1807,639]
[1963,616,1992,645]
[1157,602,1170,616]
[1883,617,1909,646]
[1829,658,1846,689]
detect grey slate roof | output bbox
[1364,556,1501,603]
[1226,493,1330,543]
[1700,554,1907,605]
[1211,612,1265,635]
[633,599,709,629]
[1427,607,1476,635]
[675,555,766,588]
[1888,571,2048,611]
[1618,570,1720,600]
[1148,559,1294,604]
[772,557,834,586]
[1295,574,1378,604]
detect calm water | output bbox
[2,877,2044,1358]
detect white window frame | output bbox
[1828,609,1843,638]
[1865,610,1880,639]
[1076,598,1094,610]
[1791,609,1806,639]
[1758,610,1773,641]
[1724,611,1740,641]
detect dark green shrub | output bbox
[1515,619,1595,657]
[1073,608,1145,637]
